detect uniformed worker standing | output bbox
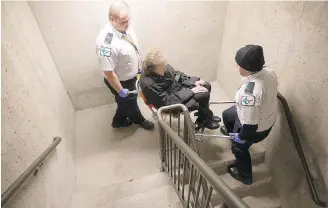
[221,45,278,185]
[96,1,154,130]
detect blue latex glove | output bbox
[118,89,129,98]
[233,134,246,144]
[138,68,142,74]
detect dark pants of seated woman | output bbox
[192,82,213,125]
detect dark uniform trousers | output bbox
[104,77,145,125]
[222,106,272,176]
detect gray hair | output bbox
[142,49,167,75]
[108,1,130,20]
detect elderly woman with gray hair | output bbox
[139,49,220,130]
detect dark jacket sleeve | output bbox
[167,64,199,88]
[140,76,195,109]
[177,71,199,86]
[141,84,165,108]
[165,66,195,103]
[140,76,179,108]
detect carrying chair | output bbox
[128,76,164,120]
[129,76,235,142]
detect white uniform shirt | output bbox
[235,68,278,132]
[96,23,141,81]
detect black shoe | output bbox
[112,118,133,128]
[195,118,220,130]
[227,165,252,185]
[205,120,220,130]
[220,126,229,136]
[139,120,155,130]
[194,118,204,131]
[212,116,221,123]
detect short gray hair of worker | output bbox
[108,0,130,20]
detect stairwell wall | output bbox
[1,2,76,208]
[29,1,227,110]
[216,1,328,207]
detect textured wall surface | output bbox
[217,1,328,207]
[29,1,227,110]
[1,2,76,208]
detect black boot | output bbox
[227,165,252,185]
[212,115,221,123]
[139,120,155,130]
[220,126,229,136]
[195,112,221,123]
[196,119,220,130]
[206,120,220,130]
[112,118,133,128]
[195,109,220,130]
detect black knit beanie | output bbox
[235,45,265,72]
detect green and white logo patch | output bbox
[100,46,111,57]
[241,96,255,106]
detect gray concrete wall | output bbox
[217,1,328,207]
[1,2,76,207]
[29,1,227,110]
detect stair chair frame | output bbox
[130,79,235,142]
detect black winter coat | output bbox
[139,64,200,110]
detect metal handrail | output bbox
[157,104,248,208]
[277,92,326,207]
[1,137,62,206]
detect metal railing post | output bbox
[156,104,249,208]
[159,125,166,172]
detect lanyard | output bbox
[122,34,142,70]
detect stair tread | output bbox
[219,163,272,188]
[202,144,265,178]
[196,130,266,168]
[242,193,281,208]
[107,185,180,208]
[75,103,161,192]
[207,147,265,174]
[72,172,175,208]
[214,193,281,208]
[211,163,274,206]
[158,201,183,208]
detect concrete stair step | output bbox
[107,185,181,208]
[241,194,282,208]
[195,126,266,165]
[160,201,183,208]
[71,172,179,208]
[207,146,265,175]
[214,191,281,208]
[75,104,161,192]
[211,163,274,206]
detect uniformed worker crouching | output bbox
[96,1,154,130]
[221,45,278,185]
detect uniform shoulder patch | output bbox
[104,33,113,45]
[241,95,255,106]
[244,82,255,94]
[100,46,111,57]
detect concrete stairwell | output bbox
[71,103,183,208]
[71,81,282,208]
